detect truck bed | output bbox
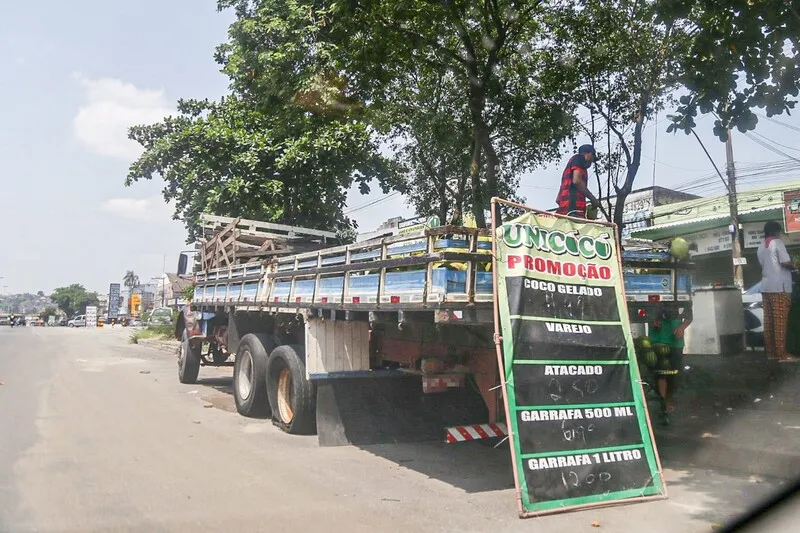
[190,227,691,319]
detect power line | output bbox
[750,131,800,153]
[757,113,800,134]
[344,191,401,215]
[742,132,800,163]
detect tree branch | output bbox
[595,105,632,166]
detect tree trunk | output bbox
[467,83,488,227]
[469,131,485,227]
[437,177,449,224]
[484,134,502,225]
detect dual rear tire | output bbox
[233,336,316,434]
[178,330,201,384]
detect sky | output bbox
[1,0,799,295]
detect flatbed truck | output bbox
[174,216,692,445]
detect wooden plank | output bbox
[325,321,336,373]
[200,214,337,239]
[336,322,347,370]
[357,322,369,371]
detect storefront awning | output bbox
[631,205,782,241]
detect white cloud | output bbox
[73,74,173,160]
[99,196,173,222]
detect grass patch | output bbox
[129,325,175,344]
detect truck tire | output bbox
[178,330,201,384]
[233,334,273,418]
[266,345,316,434]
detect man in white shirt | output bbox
[756,221,798,362]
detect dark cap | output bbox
[578,144,599,161]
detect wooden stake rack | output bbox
[197,214,339,271]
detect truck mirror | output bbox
[177,253,189,276]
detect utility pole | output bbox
[726,128,744,290]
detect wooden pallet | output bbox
[197,215,337,270]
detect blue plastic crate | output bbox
[433,239,493,251]
[294,279,316,296]
[623,250,673,261]
[320,255,347,266]
[676,273,692,292]
[386,241,427,256]
[227,283,242,299]
[214,285,227,300]
[350,250,381,262]
[476,271,493,293]
[242,282,259,300]
[317,276,344,297]
[348,273,380,295]
[272,281,291,301]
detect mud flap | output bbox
[316,375,487,447]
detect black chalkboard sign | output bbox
[494,209,665,516]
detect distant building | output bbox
[155,273,192,308]
[631,181,800,288]
[599,186,700,237]
[357,216,407,242]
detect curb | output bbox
[136,338,180,355]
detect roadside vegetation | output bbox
[129,324,174,344]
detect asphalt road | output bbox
[0,327,784,532]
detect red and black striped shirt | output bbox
[555,154,591,216]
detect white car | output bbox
[742,282,763,347]
[67,315,86,327]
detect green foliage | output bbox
[318,0,575,226]
[130,324,174,344]
[181,284,195,303]
[128,1,391,242]
[660,0,800,140]
[50,284,99,318]
[123,271,139,289]
[543,0,688,231]
[127,0,799,237]
[39,306,58,320]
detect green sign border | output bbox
[493,205,665,516]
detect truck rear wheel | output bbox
[178,330,201,384]
[233,334,273,418]
[266,345,316,434]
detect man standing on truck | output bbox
[555,144,601,219]
[757,220,798,362]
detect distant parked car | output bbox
[68,315,86,327]
[742,282,763,348]
[147,307,174,326]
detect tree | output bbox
[39,306,58,321]
[661,0,800,140]
[543,0,688,234]
[123,271,139,290]
[377,62,473,224]
[218,0,575,227]
[36,291,45,297]
[544,0,799,236]
[50,285,99,318]
[128,2,391,242]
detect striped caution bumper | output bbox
[445,423,508,443]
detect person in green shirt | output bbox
[648,307,692,416]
